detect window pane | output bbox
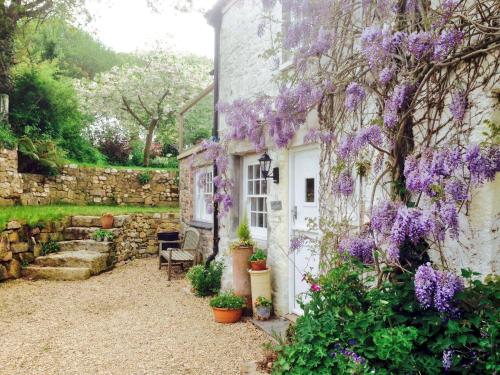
[251,213,257,227]
[262,180,268,194]
[258,198,264,211]
[251,198,257,211]
[258,213,264,227]
[306,178,315,203]
[248,180,253,195]
[255,180,260,195]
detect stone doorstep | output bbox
[34,250,108,275]
[58,240,113,254]
[22,266,91,281]
[250,317,291,344]
[63,227,122,241]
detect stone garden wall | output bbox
[0,148,23,206]
[0,218,69,282]
[115,213,180,263]
[0,148,179,207]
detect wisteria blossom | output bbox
[415,263,464,314]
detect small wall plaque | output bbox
[270,201,282,211]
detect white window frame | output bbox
[194,167,213,223]
[242,155,269,240]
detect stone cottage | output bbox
[180,0,500,318]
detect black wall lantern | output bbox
[259,152,279,184]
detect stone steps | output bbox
[63,227,122,241]
[22,266,91,281]
[58,240,113,254]
[34,250,108,275]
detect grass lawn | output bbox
[0,204,179,229]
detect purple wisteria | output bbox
[338,237,375,264]
[337,125,383,160]
[383,83,414,128]
[334,171,355,196]
[345,82,366,111]
[415,263,464,314]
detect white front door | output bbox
[289,147,320,315]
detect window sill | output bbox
[189,220,213,230]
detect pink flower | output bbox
[311,284,321,292]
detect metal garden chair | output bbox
[158,228,201,281]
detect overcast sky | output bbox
[84,0,217,58]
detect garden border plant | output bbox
[186,260,224,297]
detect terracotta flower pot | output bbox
[255,305,272,320]
[101,214,114,229]
[232,245,253,305]
[212,307,243,324]
[250,259,267,271]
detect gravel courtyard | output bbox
[0,259,269,375]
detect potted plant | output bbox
[210,291,246,324]
[101,213,114,229]
[254,296,272,320]
[249,249,267,271]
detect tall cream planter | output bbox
[249,267,272,314]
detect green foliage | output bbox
[186,261,224,297]
[137,172,153,185]
[17,136,66,176]
[0,204,179,230]
[15,18,132,80]
[209,291,246,309]
[41,240,60,256]
[0,121,17,149]
[92,229,114,242]
[179,92,213,148]
[234,216,253,247]
[249,248,267,262]
[10,63,81,139]
[272,262,500,374]
[255,296,273,308]
[150,156,179,169]
[9,62,102,164]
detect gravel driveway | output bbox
[0,259,269,375]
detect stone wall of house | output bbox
[115,213,180,263]
[178,146,214,262]
[0,148,179,207]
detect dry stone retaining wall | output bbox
[0,148,179,206]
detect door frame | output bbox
[288,144,320,314]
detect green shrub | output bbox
[249,248,267,262]
[210,291,246,309]
[0,121,17,149]
[41,240,60,256]
[137,172,153,185]
[272,262,499,374]
[186,261,224,297]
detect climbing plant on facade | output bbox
[201,0,500,372]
